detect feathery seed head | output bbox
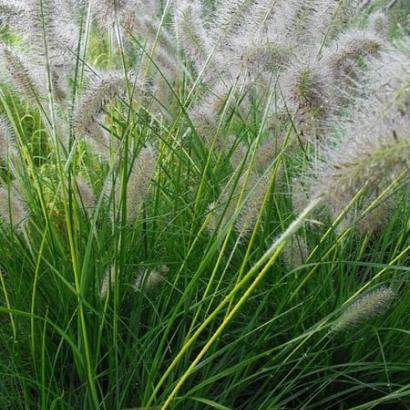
[237,40,289,76]
[74,71,146,156]
[206,201,220,234]
[100,265,115,300]
[324,29,385,78]
[282,234,309,267]
[228,137,248,170]
[0,46,44,103]
[281,61,334,140]
[309,115,410,219]
[307,49,410,226]
[75,177,96,213]
[134,268,165,291]
[189,82,230,141]
[211,0,255,45]
[90,0,157,31]
[253,137,283,174]
[0,117,17,162]
[354,196,394,235]
[0,185,28,233]
[369,11,389,38]
[283,63,332,109]
[124,146,156,224]
[333,287,396,332]
[292,179,311,216]
[174,0,210,72]
[235,171,271,237]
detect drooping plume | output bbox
[74,70,146,156]
[307,49,410,229]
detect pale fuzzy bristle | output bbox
[324,29,385,78]
[0,1,25,27]
[75,177,96,213]
[151,44,179,80]
[0,46,44,103]
[0,117,17,162]
[253,137,283,174]
[235,171,271,237]
[292,179,311,216]
[310,116,410,223]
[333,287,396,332]
[9,0,81,104]
[100,265,115,300]
[228,137,248,170]
[90,0,157,31]
[0,185,28,233]
[207,172,250,235]
[189,81,231,141]
[281,1,322,44]
[281,62,333,108]
[124,146,156,224]
[368,11,389,38]
[206,201,220,234]
[211,0,255,45]
[137,18,179,85]
[74,71,128,136]
[139,17,176,53]
[174,0,210,72]
[238,41,289,75]
[351,196,394,235]
[134,268,165,291]
[307,49,410,228]
[281,61,335,141]
[282,234,309,267]
[209,165,272,238]
[74,71,145,155]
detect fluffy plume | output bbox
[308,50,410,227]
[134,266,167,291]
[0,46,44,103]
[207,168,272,237]
[0,117,17,162]
[228,136,247,170]
[280,61,334,141]
[333,287,396,332]
[206,172,248,235]
[292,179,311,216]
[323,29,385,80]
[124,146,156,224]
[75,177,96,213]
[369,11,389,38]
[0,1,25,27]
[90,0,157,32]
[100,265,115,300]
[353,196,395,235]
[174,0,210,72]
[235,171,271,237]
[189,82,231,141]
[211,0,255,45]
[1,0,82,103]
[74,71,145,155]
[182,0,379,144]
[282,234,309,267]
[0,185,28,233]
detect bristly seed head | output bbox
[124,146,156,224]
[332,287,396,332]
[0,185,28,233]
